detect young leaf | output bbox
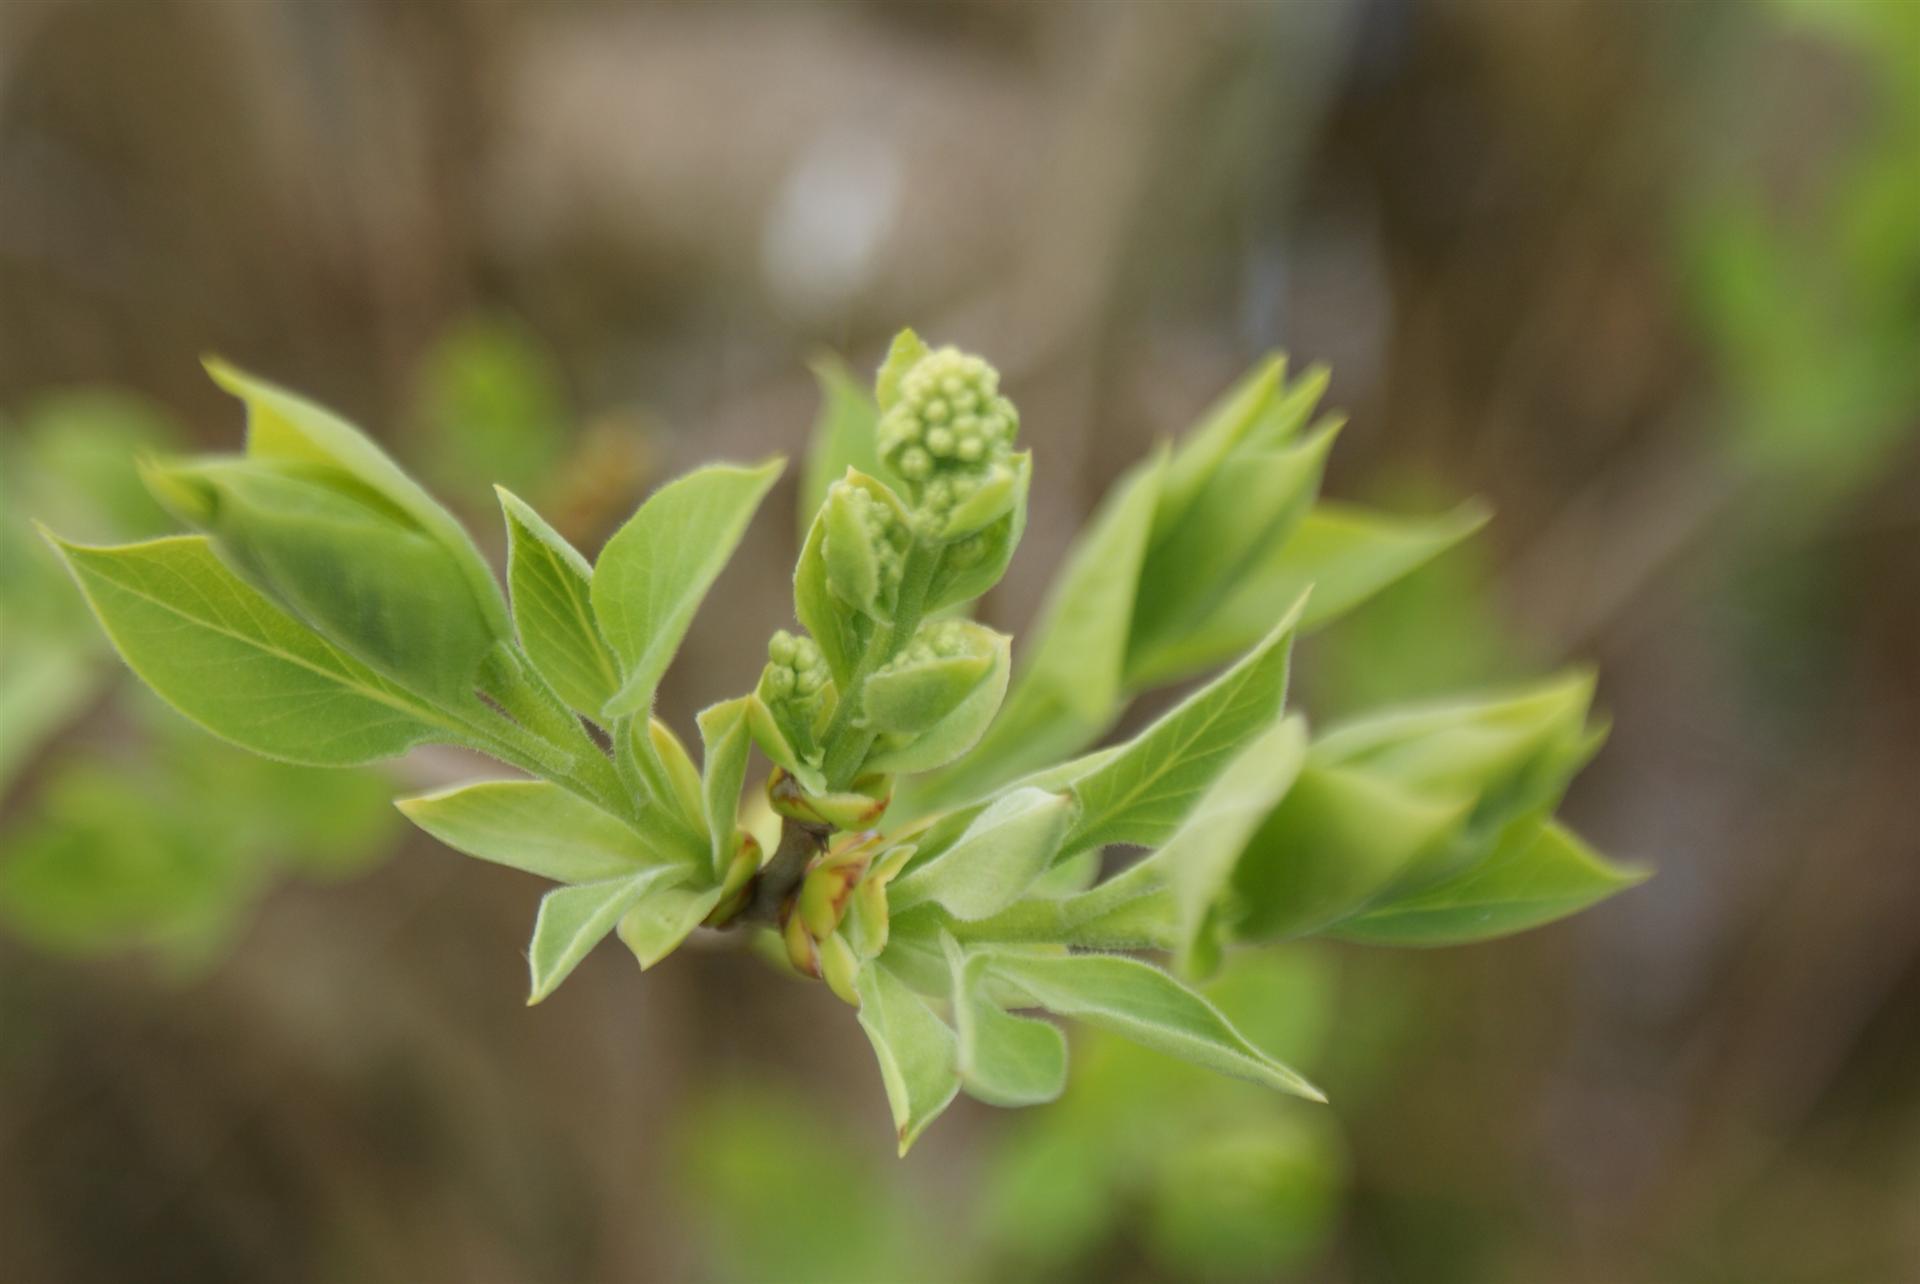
[594,459,784,719]
[497,487,622,718]
[890,788,1078,921]
[1152,354,1287,540]
[528,865,686,1002]
[396,779,678,883]
[977,949,1324,1101]
[854,963,960,1156]
[146,458,500,703]
[618,883,724,969]
[1129,424,1338,677]
[874,328,930,413]
[205,358,510,640]
[799,358,887,542]
[44,533,441,765]
[697,697,754,877]
[945,936,1067,1108]
[1331,818,1647,946]
[1064,598,1305,854]
[1150,716,1308,968]
[1231,765,1472,943]
[1130,501,1487,687]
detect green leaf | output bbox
[205,358,509,640]
[697,697,754,877]
[1231,765,1472,943]
[974,949,1323,1101]
[945,935,1067,1107]
[1331,818,1647,946]
[497,487,621,718]
[925,451,1032,614]
[854,963,960,1155]
[1152,354,1287,540]
[146,458,500,703]
[1150,717,1307,968]
[891,788,1079,921]
[1129,424,1338,679]
[618,883,724,969]
[43,533,441,765]
[860,624,1012,776]
[874,328,930,413]
[799,357,886,542]
[1132,501,1487,687]
[528,865,685,1002]
[396,779,676,883]
[594,459,784,719]
[1064,598,1305,853]
[941,448,1168,798]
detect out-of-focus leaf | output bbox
[498,487,621,718]
[45,534,441,765]
[410,313,567,497]
[854,963,960,1155]
[206,358,510,639]
[1332,818,1646,946]
[594,459,784,718]
[397,779,676,883]
[799,357,886,539]
[1130,500,1488,688]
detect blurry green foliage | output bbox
[410,312,571,500]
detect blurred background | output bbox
[2,1,1917,1281]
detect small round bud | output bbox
[899,447,932,480]
[768,631,797,666]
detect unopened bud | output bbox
[818,932,862,1006]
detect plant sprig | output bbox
[42,330,1645,1153]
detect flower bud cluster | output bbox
[875,618,974,676]
[759,629,835,759]
[878,347,1020,526]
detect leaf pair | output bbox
[855,938,1322,1155]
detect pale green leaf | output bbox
[1331,818,1648,946]
[44,533,440,766]
[396,778,675,883]
[697,696,754,877]
[528,865,685,1002]
[977,949,1324,1101]
[799,357,885,541]
[1152,354,1286,540]
[854,963,960,1155]
[861,629,1012,776]
[497,487,621,718]
[890,788,1078,921]
[1132,501,1487,688]
[147,458,499,702]
[594,459,784,718]
[945,935,1067,1108]
[618,883,723,969]
[874,328,930,413]
[205,358,509,639]
[1150,716,1307,966]
[1064,598,1305,853]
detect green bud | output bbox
[756,629,837,761]
[767,767,893,830]
[820,473,911,621]
[783,909,820,978]
[818,932,862,1006]
[702,828,764,928]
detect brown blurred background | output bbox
[2,1,1917,1281]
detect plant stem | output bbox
[743,815,830,923]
